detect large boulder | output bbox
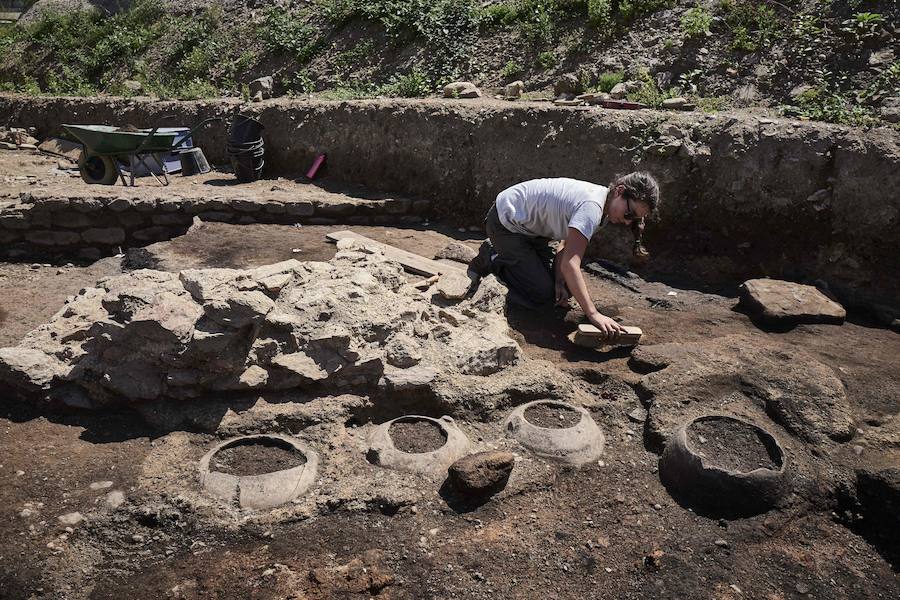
[739,279,846,326]
[0,251,522,406]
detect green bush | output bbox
[501,60,524,78]
[381,69,431,97]
[626,70,675,107]
[858,61,900,105]
[286,71,316,95]
[519,0,557,45]
[260,8,322,63]
[596,70,624,92]
[587,0,612,30]
[478,2,520,28]
[789,13,824,58]
[841,12,885,41]
[536,51,557,69]
[420,0,481,84]
[681,7,712,39]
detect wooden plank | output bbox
[577,324,642,340]
[573,324,643,347]
[326,230,465,277]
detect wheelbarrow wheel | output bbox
[78,150,118,185]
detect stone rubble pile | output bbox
[0,242,520,407]
[0,126,40,150]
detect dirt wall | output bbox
[0,190,426,261]
[1,94,898,309]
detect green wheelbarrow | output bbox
[63,116,222,186]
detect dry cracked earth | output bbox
[0,172,898,598]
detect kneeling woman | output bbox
[472,172,660,340]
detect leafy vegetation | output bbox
[681,7,712,39]
[0,0,255,98]
[0,0,894,127]
[716,0,783,52]
[536,51,557,70]
[626,70,676,108]
[784,86,877,127]
[587,0,613,29]
[260,8,322,64]
[595,70,624,93]
[841,12,885,41]
[501,60,524,79]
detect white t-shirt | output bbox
[495,178,608,241]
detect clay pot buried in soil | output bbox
[659,415,790,518]
[367,415,470,479]
[199,434,319,510]
[504,400,605,466]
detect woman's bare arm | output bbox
[557,227,626,340]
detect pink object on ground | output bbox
[306,153,326,179]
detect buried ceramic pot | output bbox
[199,434,319,510]
[503,400,605,465]
[367,415,470,478]
[659,414,790,516]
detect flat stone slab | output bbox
[739,279,846,326]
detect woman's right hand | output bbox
[587,312,626,342]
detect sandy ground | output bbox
[0,219,898,599]
[0,148,420,208]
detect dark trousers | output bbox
[485,205,556,307]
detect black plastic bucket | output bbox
[229,114,264,144]
[231,155,264,183]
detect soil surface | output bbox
[0,215,898,599]
[211,440,307,477]
[389,419,447,454]
[524,402,582,429]
[688,418,782,473]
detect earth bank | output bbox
[2,95,900,313]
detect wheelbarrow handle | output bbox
[132,114,178,156]
[173,117,225,150]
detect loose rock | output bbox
[105,490,126,509]
[739,279,846,326]
[434,242,477,264]
[436,270,473,301]
[249,76,274,101]
[503,80,524,99]
[553,74,582,98]
[443,82,482,99]
[448,451,514,497]
[57,512,84,526]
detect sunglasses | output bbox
[624,196,639,223]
